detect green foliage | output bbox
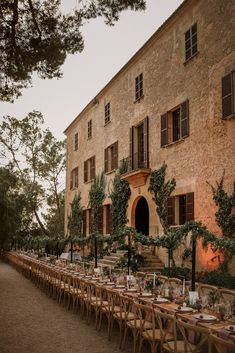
[68,192,83,239]
[148,162,176,233]
[115,248,145,273]
[0,0,145,102]
[199,271,235,290]
[208,172,235,239]
[162,266,191,281]
[89,173,106,234]
[0,167,29,248]
[109,166,131,235]
[44,191,65,238]
[0,112,65,234]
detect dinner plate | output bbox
[125,288,138,292]
[225,325,235,332]
[194,314,216,321]
[176,306,193,312]
[115,285,125,289]
[139,293,153,298]
[154,298,169,303]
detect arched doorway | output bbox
[135,197,149,235]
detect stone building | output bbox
[64,0,235,270]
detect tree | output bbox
[0,111,66,234]
[67,192,83,239]
[0,0,146,102]
[110,162,131,236]
[0,167,29,248]
[88,172,106,266]
[148,163,177,269]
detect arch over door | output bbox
[135,196,149,236]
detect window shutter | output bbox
[84,161,88,183]
[105,204,112,234]
[180,100,189,138]
[91,156,96,180]
[167,196,175,226]
[222,73,234,119]
[104,148,108,173]
[75,167,78,188]
[113,141,118,170]
[129,127,134,170]
[82,210,87,236]
[98,207,103,234]
[161,113,168,147]
[143,116,149,168]
[70,171,73,189]
[186,192,194,221]
[88,209,92,234]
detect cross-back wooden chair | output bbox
[135,302,160,353]
[154,309,179,353]
[209,332,235,353]
[176,318,210,353]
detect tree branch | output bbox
[27,0,41,38]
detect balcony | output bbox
[120,152,151,188]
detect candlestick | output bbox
[182,278,185,296]
[153,273,156,287]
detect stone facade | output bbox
[64,0,235,271]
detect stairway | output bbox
[139,250,165,273]
[92,250,127,268]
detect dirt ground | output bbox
[0,260,142,353]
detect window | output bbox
[222,71,235,119]
[185,23,197,61]
[135,73,143,101]
[84,156,95,183]
[105,204,112,235]
[105,102,110,125]
[104,141,118,173]
[161,100,189,147]
[88,119,92,139]
[74,133,78,151]
[167,192,194,226]
[70,167,78,189]
[129,116,149,170]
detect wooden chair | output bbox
[121,296,152,353]
[135,302,161,353]
[176,318,210,353]
[154,309,180,353]
[209,333,235,353]
[219,288,235,304]
[168,277,182,288]
[198,283,218,298]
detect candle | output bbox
[100,264,103,274]
[110,265,112,276]
[153,273,156,287]
[182,278,185,296]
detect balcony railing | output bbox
[120,152,149,174]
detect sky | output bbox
[0,0,183,140]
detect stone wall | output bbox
[65,0,235,271]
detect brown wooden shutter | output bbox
[70,171,73,189]
[88,209,92,234]
[104,147,108,173]
[82,210,87,236]
[167,196,175,226]
[180,100,189,138]
[98,207,103,234]
[143,116,149,168]
[74,167,78,188]
[113,141,118,170]
[84,161,88,183]
[91,156,96,180]
[129,126,134,170]
[186,192,194,221]
[222,73,234,119]
[105,204,112,234]
[161,113,168,147]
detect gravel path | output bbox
[0,260,135,353]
